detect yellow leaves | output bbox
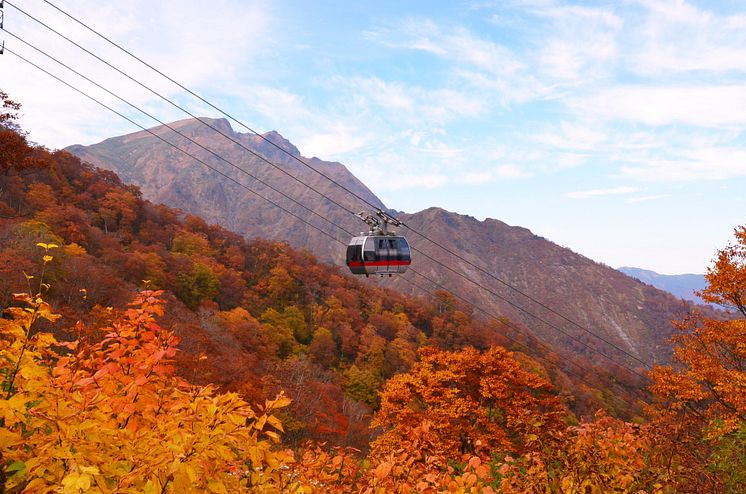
[36,242,59,250]
[267,414,284,433]
[143,479,163,494]
[0,291,297,493]
[61,467,98,494]
[207,479,229,494]
[0,393,32,427]
[65,242,87,256]
[266,392,292,410]
[255,413,267,430]
[37,242,58,264]
[171,462,199,492]
[0,428,23,449]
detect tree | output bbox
[176,262,220,309]
[0,89,22,132]
[371,346,567,461]
[308,327,338,368]
[1,288,293,492]
[648,225,746,492]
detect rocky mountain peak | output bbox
[258,130,301,157]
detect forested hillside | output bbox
[70,118,699,370]
[0,93,641,442]
[3,93,746,492]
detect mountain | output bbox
[67,117,384,264]
[2,123,650,445]
[393,208,698,367]
[67,118,700,368]
[618,267,707,305]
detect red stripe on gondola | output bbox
[347,260,411,267]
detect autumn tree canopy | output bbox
[371,346,568,460]
[648,225,746,493]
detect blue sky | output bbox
[3,0,746,274]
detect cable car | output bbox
[346,210,411,277]
[346,235,411,276]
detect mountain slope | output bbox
[618,267,706,305]
[3,121,654,443]
[394,208,694,366]
[67,118,698,367]
[67,117,383,264]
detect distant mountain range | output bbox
[67,118,703,368]
[618,267,707,305]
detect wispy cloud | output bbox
[369,19,525,75]
[565,186,638,199]
[627,194,669,203]
[533,121,608,150]
[534,4,622,83]
[456,164,532,184]
[630,0,746,75]
[568,85,746,127]
[620,148,746,181]
[6,0,275,148]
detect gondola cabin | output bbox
[346,235,411,276]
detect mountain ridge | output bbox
[618,266,706,305]
[66,117,703,368]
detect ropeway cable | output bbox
[6,0,368,222]
[4,28,354,248]
[3,4,654,377]
[20,0,653,371]
[3,46,652,411]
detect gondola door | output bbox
[376,237,390,274]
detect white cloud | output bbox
[3,0,275,148]
[386,20,526,76]
[533,121,608,150]
[334,76,486,125]
[620,148,746,181]
[565,186,638,199]
[366,19,548,106]
[236,85,313,125]
[455,164,532,184]
[554,152,588,169]
[534,5,622,83]
[631,0,746,75]
[627,194,669,203]
[458,171,494,185]
[297,124,375,159]
[569,85,746,127]
[495,163,532,179]
[380,173,448,190]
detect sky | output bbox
[3,0,746,274]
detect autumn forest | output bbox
[2,90,746,492]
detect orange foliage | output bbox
[647,224,746,492]
[371,346,567,460]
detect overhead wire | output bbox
[21,0,652,371]
[3,28,353,248]
[2,47,348,248]
[5,0,366,222]
[398,269,653,405]
[3,5,653,388]
[3,44,652,410]
[38,0,373,214]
